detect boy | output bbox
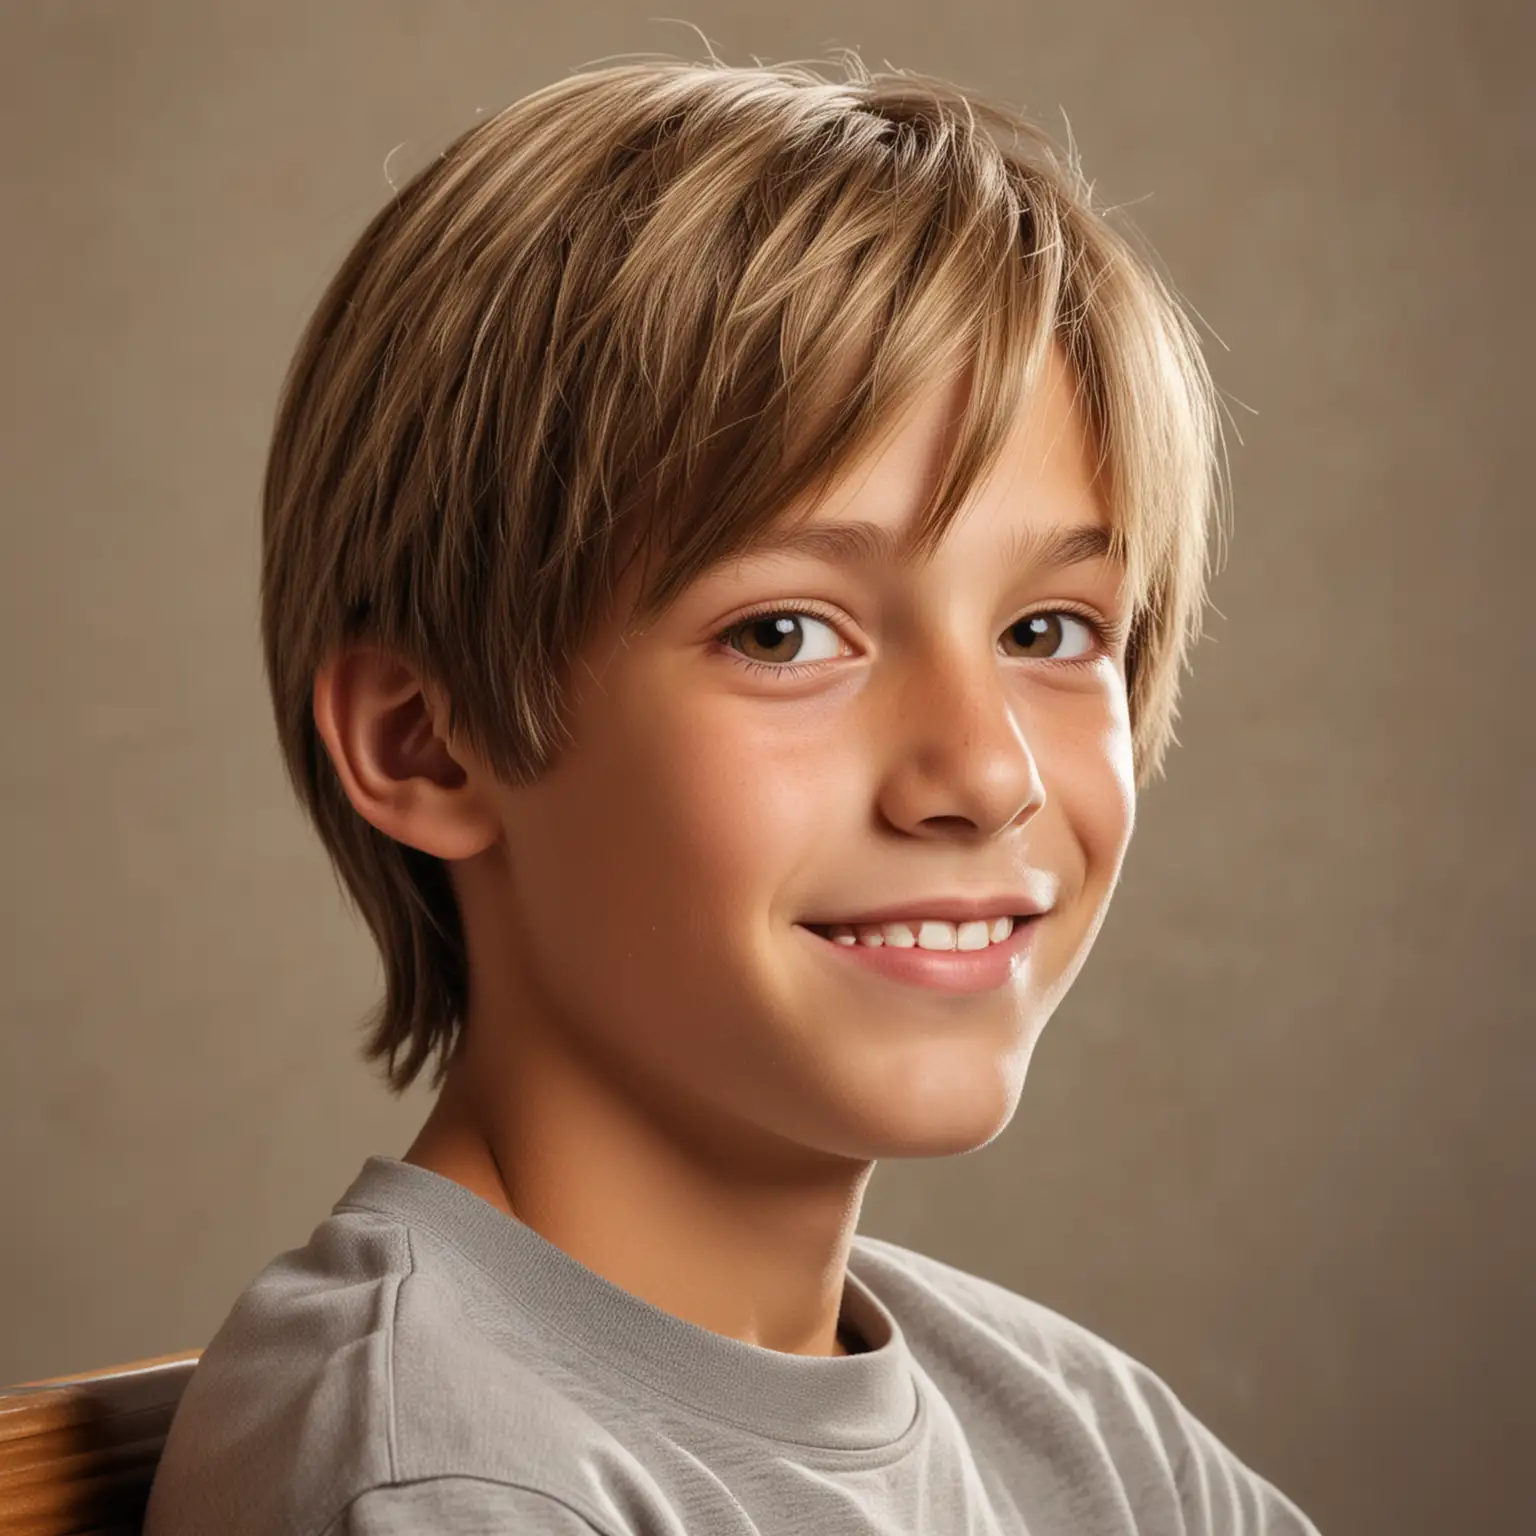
[145,54,1324,1536]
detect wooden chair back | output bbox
[0,1351,201,1536]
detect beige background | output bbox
[2,3,1531,1533]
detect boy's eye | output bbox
[717,606,1110,674]
[724,611,846,668]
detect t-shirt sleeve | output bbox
[326,1478,612,1535]
[1078,1326,1325,1534]
[1158,1386,1324,1535]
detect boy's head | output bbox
[261,56,1225,1135]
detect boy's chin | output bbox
[795,1067,1033,1164]
[815,1115,1021,1165]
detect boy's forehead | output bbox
[622,337,1123,618]
[718,516,1119,576]
[724,341,1110,571]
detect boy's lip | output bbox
[797,892,1053,927]
[796,910,1042,993]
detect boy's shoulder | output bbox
[854,1233,1322,1534]
[144,1162,1320,1536]
[142,1199,660,1536]
[850,1231,1192,1438]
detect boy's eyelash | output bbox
[716,600,1128,677]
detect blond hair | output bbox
[260,54,1229,1094]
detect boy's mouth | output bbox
[793,914,1042,993]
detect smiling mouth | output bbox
[792,912,1042,994]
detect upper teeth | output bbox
[821,916,1017,950]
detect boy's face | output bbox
[446,341,1135,1168]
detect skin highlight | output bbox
[313,340,1137,1360]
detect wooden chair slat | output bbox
[0,1355,199,1447]
[0,1414,173,1486]
[0,1352,201,1536]
[0,1405,176,1476]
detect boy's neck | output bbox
[401,1058,871,1360]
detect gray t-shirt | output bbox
[143,1156,1323,1535]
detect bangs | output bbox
[581,102,1156,637]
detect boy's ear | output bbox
[311,646,502,863]
[419,677,460,757]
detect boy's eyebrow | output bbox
[723,518,1121,573]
